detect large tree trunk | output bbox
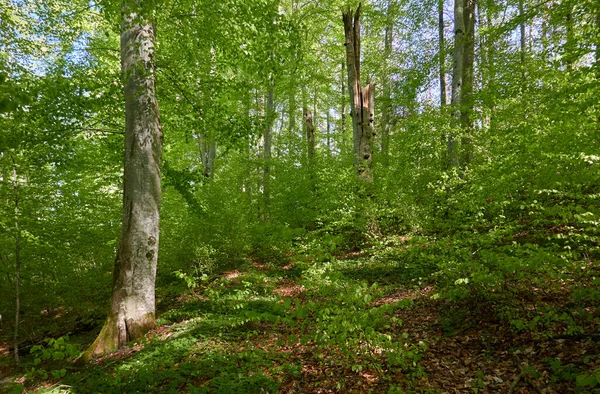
[82,0,163,361]
[343,4,375,181]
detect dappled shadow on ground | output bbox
[2,252,599,393]
[395,296,600,393]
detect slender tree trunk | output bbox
[460,0,475,165]
[326,110,331,156]
[448,0,466,168]
[313,82,318,133]
[12,166,20,364]
[596,12,600,77]
[519,0,526,81]
[565,5,574,71]
[439,0,447,107]
[289,90,296,135]
[341,61,346,134]
[541,3,549,60]
[382,0,394,163]
[263,78,274,216]
[304,107,315,163]
[82,0,163,361]
[198,134,216,178]
[477,3,486,88]
[343,4,375,181]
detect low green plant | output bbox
[576,367,600,391]
[28,335,79,380]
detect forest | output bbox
[0,0,599,392]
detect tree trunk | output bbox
[304,107,315,163]
[596,12,600,77]
[448,0,466,168]
[82,0,163,361]
[289,89,296,135]
[382,0,394,163]
[519,0,526,81]
[326,110,331,156]
[12,166,20,364]
[439,0,447,107]
[263,79,274,215]
[359,84,375,181]
[341,61,346,134]
[565,5,574,71]
[198,134,216,178]
[460,0,475,165]
[343,4,375,181]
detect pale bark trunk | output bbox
[12,166,20,364]
[439,0,447,107]
[83,0,162,361]
[343,4,375,181]
[382,1,393,163]
[263,79,274,214]
[198,134,216,178]
[519,0,526,81]
[448,0,465,167]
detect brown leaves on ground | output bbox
[395,296,599,394]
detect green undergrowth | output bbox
[3,214,598,393]
[11,254,423,393]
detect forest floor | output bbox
[1,239,599,393]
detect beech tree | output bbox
[83,0,163,360]
[447,0,475,167]
[343,4,375,182]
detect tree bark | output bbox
[565,5,574,71]
[304,107,315,163]
[448,0,466,168]
[519,0,526,81]
[326,110,331,156]
[439,0,447,107]
[12,165,20,364]
[198,134,216,178]
[263,78,274,215]
[382,0,394,163]
[341,61,346,134]
[596,12,600,77]
[460,0,475,165]
[289,89,296,135]
[343,4,375,181]
[82,0,163,361]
